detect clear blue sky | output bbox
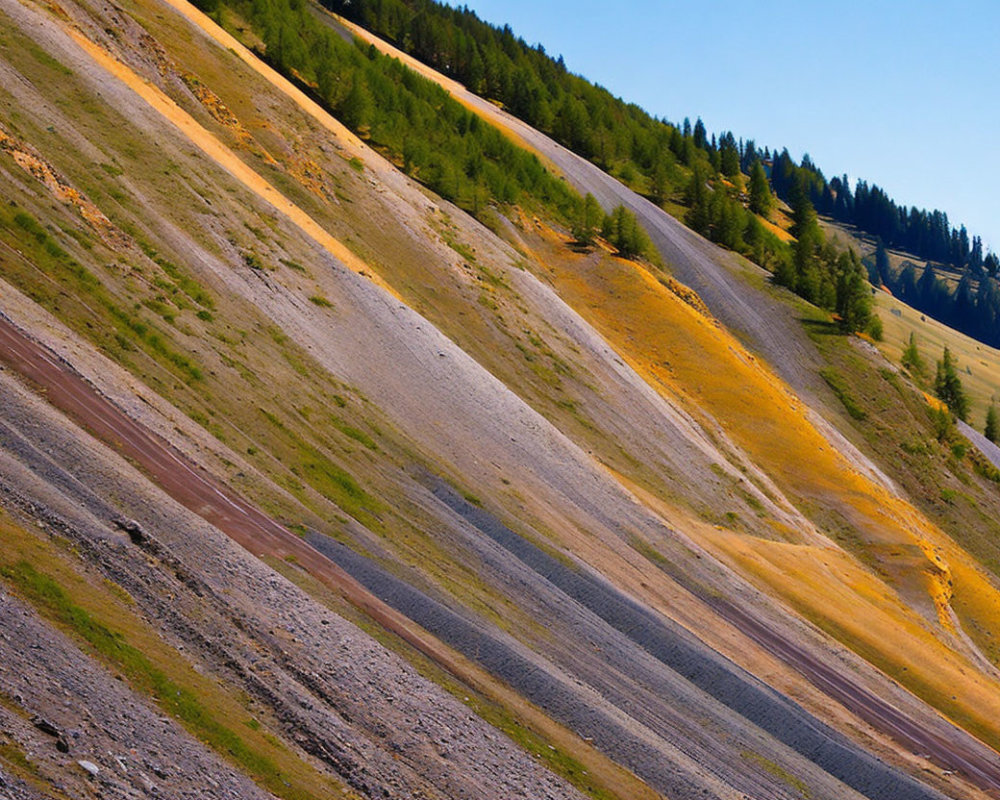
[453,0,1000,252]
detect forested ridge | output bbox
[196,0,1000,339]
[323,0,1000,344]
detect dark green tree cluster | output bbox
[326,0,900,333]
[770,151,1000,348]
[571,196,655,261]
[683,167,785,269]
[323,0,784,231]
[985,406,999,443]
[327,0,998,349]
[770,178,876,334]
[571,193,604,245]
[934,347,969,421]
[602,206,652,259]
[771,150,998,275]
[877,255,1000,347]
[194,0,579,222]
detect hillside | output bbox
[1,1,1000,800]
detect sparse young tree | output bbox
[748,159,772,217]
[835,250,872,333]
[934,347,969,421]
[901,332,924,376]
[572,193,604,245]
[985,406,999,443]
[603,205,650,259]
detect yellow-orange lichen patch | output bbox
[516,221,1000,745]
[0,123,132,250]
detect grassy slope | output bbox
[5,0,1000,793]
[509,216,1000,753]
[817,217,1000,427]
[0,4,688,798]
[0,510,353,800]
[327,8,1000,751]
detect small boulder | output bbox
[77,760,100,777]
[31,716,61,737]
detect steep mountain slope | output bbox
[330,0,1000,748]
[1,1,1000,799]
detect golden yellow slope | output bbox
[520,221,1000,749]
[61,19,399,300]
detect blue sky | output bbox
[455,1,1000,252]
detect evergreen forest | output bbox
[196,0,1000,341]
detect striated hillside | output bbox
[2,0,1000,799]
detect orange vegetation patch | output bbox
[760,215,794,243]
[60,23,399,298]
[520,222,1000,746]
[0,123,131,250]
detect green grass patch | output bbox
[259,407,378,522]
[819,367,867,420]
[627,534,670,568]
[280,258,307,272]
[741,750,811,798]
[330,418,378,450]
[461,490,483,507]
[2,206,203,384]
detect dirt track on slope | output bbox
[0,314,482,694]
[3,316,996,799]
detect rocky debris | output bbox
[0,589,278,800]
[31,715,61,737]
[0,371,588,800]
[77,760,100,777]
[31,715,70,752]
[0,122,132,251]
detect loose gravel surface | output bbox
[0,327,590,800]
[0,304,956,800]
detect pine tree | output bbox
[835,251,872,333]
[934,347,969,421]
[874,239,890,285]
[901,332,924,376]
[337,78,372,130]
[572,193,603,245]
[684,167,710,235]
[748,160,772,217]
[985,406,999,443]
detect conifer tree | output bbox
[901,332,924,376]
[338,78,372,130]
[985,406,999,443]
[874,239,890,285]
[834,251,872,333]
[748,160,772,216]
[934,347,969,421]
[572,193,603,245]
